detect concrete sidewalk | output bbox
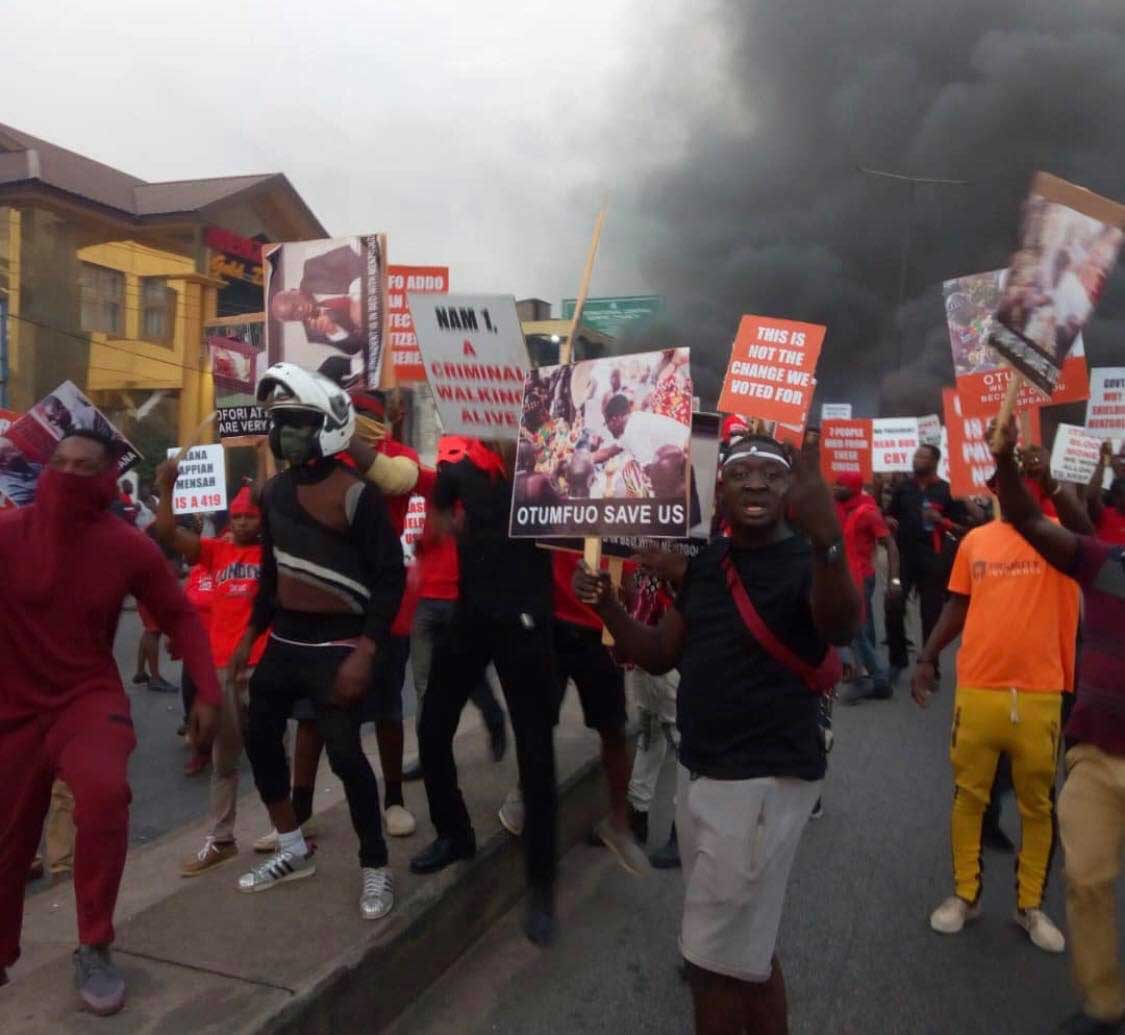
[2,698,610,1033]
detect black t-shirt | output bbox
[434,457,552,621]
[675,535,829,782]
[888,477,966,558]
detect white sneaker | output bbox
[360,867,394,921]
[253,820,317,853]
[237,849,315,892]
[930,896,981,934]
[498,788,524,837]
[384,804,416,838]
[1015,908,1066,953]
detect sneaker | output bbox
[384,804,416,838]
[184,752,209,777]
[982,819,1016,854]
[650,824,681,870]
[27,856,45,882]
[180,837,237,877]
[359,867,394,920]
[1015,908,1066,954]
[131,672,149,685]
[498,788,524,837]
[147,676,179,694]
[175,722,187,737]
[595,817,651,877]
[930,896,981,934]
[253,821,317,853]
[237,848,316,892]
[73,945,125,1016]
[838,679,875,705]
[810,798,824,820]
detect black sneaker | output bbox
[982,819,1015,854]
[810,798,824,821]
[628,804,649,847]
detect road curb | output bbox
[262,752,609,1034]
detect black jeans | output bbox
[245,637,388,868]
[419,608,557,888]
[411,598,506,731]
[885,549,951,670]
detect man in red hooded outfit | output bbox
[0,430,220,1016]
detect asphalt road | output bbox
[391,640,1109,1035]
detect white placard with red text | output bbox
[165,444,228,515]
[1086,367,1125,440]
[408,293,530,439]
[871,418,920,474]
[401,494,426,561]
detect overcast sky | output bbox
[0,0,734,313]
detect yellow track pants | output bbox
[950,687,1061,910]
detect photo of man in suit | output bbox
[269,243,366,355]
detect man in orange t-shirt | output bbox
[154,468,268,876]
[911,516,1078,954]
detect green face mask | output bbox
[278,425,318,465]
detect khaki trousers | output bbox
[44,779,75,873]
[210,668,250,844]
[1059,743,1125,1023]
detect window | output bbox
[80,263,124,335]
[141,277,175,344]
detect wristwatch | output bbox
[814,538,844,565]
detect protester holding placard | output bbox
[573,433,860,1035]
[910,453,1079,955]
[0,430,219,1015]
[153,466,269,877]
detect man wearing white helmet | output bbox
[229,364,405,921]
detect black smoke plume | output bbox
[621,1,1125,418]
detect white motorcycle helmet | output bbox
[256,362,355,459]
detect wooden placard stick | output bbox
[563,206,611,638]
[559,205,607,366]
[989,371,1023,451]
[172,410,217,465]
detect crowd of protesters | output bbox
[2,361,1124,1035]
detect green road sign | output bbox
[560,295,663,337]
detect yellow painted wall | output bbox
[78,240,220,442]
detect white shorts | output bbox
[677,766,820,982]
[626,667,679,725]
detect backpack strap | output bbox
[720,550,841,695]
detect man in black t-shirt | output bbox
[885,444,971,676]
[575,435,860,1035]
[408,438,561,946]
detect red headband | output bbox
[229,486,260,517]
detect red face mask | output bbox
[35,465,118,525]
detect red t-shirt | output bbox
[414,467,460,602]
[840,498,890,583]
[552,552,604,630]
[197,538,268,668]
[1097,507,1125,545]
[184,564,215,631]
